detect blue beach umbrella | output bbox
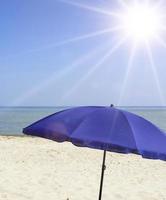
[23,105,166,200]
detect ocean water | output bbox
[0,106,166,135]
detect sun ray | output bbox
[63,37,128,100]
[160,26,166,32]
[145,42,166,106]
[58,0,121,18]
[117,43,137,106]
[154,35,166,48]
[154,0,165,8]
[117,0,133,9]
[10,43,110,106]
[117,0,128,8]
[54,26,123,45]
[0,27,122,60]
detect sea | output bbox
[0,106,166,136]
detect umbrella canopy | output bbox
[23,106,166,161]
[23,106,166,200]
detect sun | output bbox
[117,2,164,43]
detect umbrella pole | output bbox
[98,150,106,200]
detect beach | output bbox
[1,0,166,198]
[0,136,165,200]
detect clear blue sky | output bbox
[0,0,166,106]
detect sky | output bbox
[0,0,166,106]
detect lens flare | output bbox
[119,2,163,42]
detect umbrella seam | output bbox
[121,111,140,154]
[70,107,107,137]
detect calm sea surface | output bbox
[0,106,166,135]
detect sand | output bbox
[0,136,165,200]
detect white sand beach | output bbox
[0,136,165,200]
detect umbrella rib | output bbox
[69,107,105,139]
[120,111,140,154]
[70,108,141,153]
[121,111,166,159]
[23,108,73,131]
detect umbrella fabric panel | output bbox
[70,108,138,152]
[23,106,102,142]
[124,111,166,160]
